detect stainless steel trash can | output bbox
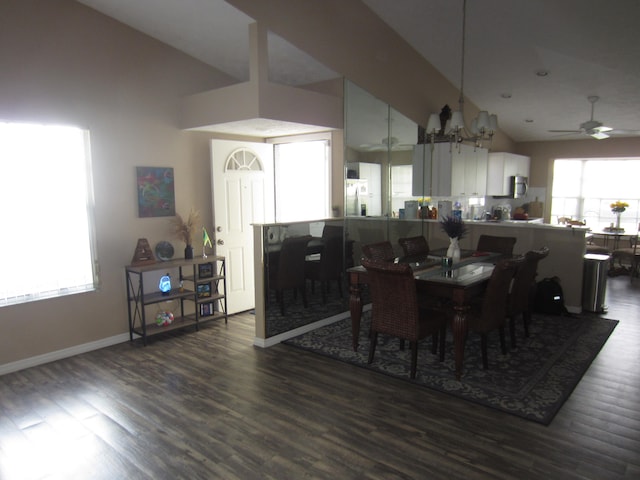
[582,253,609,313]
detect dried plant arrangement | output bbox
[170,208,200,246]
[440,215,467,239]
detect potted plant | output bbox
[440,215,467,263]
[170,208,200,259]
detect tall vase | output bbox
[447,237,461,263]
[615,211,622,231]
[184,244,194,259]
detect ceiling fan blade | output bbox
[608,129,640,136]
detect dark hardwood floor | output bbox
[0,276,639,479]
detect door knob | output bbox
[216,226,222,232]
[217,239,224,245]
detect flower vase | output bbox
[447,237,461,263]
[615,211,622,231]
[184,245,194,259]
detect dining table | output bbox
[347,249,501,380]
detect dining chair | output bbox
[466,256,524,370]
[476,234,517,257]
[361,241,396,262]
[398,235,430,257]
[268,235,312,315]
[361,258,448,379]
[305,234,344,303]
[507,247,550,347]
[611,224,640,283]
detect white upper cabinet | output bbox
[413,143,487,198]
[487,152,530,196]
[412,143,453,197]
[451,145,488,197]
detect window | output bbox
[273,138,330,222]
[551,158,640,230]
[0,122,97,306]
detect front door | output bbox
[211,140,274,314]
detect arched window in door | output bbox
[225,148,263,171]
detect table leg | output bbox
[451,304,470,381]
[349,274,363,352]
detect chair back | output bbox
[273,235,312,289]
[316,234,344,279]
[398,236,430,257]
[362,241,395,262]
[509,247,550,315]
[361,258,420,341]
[322,224,343,240]
[475,257,523,332]
[476,234,517,257]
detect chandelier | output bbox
[425,0,498,149]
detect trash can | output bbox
[582,253,609,313]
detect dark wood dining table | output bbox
[347,249,500,380]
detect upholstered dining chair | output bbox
[507,247,550,347]
[361,241,396,262]
[305,234,344,303]
[466,256,524,370]
[611,224,640,283]
[361,258,448,379]
[268,235,312,316]
[398,235,430,257]
[476,234,517,257]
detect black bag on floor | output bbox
[534,276,569,316]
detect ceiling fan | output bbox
[548,96,638,140]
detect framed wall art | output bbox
[136,166,176,218]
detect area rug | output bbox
[283,312,618,425]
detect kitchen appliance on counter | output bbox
[492,204,512,220]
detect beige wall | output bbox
[0,0,237,367]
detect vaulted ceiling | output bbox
[76,0,640,143]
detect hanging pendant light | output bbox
[427,0,498,149]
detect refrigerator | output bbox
[346,179,368,216]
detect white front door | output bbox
[211,140,274,314]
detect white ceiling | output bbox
[77,0,640,143]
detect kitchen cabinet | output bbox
[125,256,227,345]
[412,143,487,198]
[451,146,488,197]
[412,143,453,197]
[487,152,530,196]
[347,162,381,215]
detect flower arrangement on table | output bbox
[610,200,629,213]
[609,201,629,232]
[440,216,467,263]
[440,215,467,239]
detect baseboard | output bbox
[253,304,372,348]
[0,333,130,376]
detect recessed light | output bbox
[536,69,549,77]
[500,93,512,99]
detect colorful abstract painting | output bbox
[136,167,176,217]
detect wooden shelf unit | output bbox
[125,256,227,344]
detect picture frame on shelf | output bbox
[200,302,214,317]
[198,262,214,279]
[197,282,211,298]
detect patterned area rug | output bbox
[283,312,618,424]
